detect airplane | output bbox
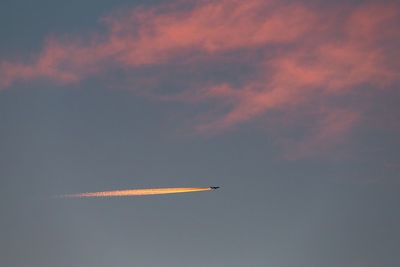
[209,186,220,190]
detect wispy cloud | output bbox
[1,0,399,158]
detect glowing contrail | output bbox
[58,187,215,198]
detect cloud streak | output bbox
[1,0,399,158]
[58,187,212,198]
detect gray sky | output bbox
[1,0,399,266]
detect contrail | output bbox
[58,187,217,198]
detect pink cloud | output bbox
[0,0,319,87]
[282,109,361,159]
[0,0,399,158]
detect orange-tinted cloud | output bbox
[0,0,315,86]
[1,0,399,158]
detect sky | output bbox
[0,0,399,266]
